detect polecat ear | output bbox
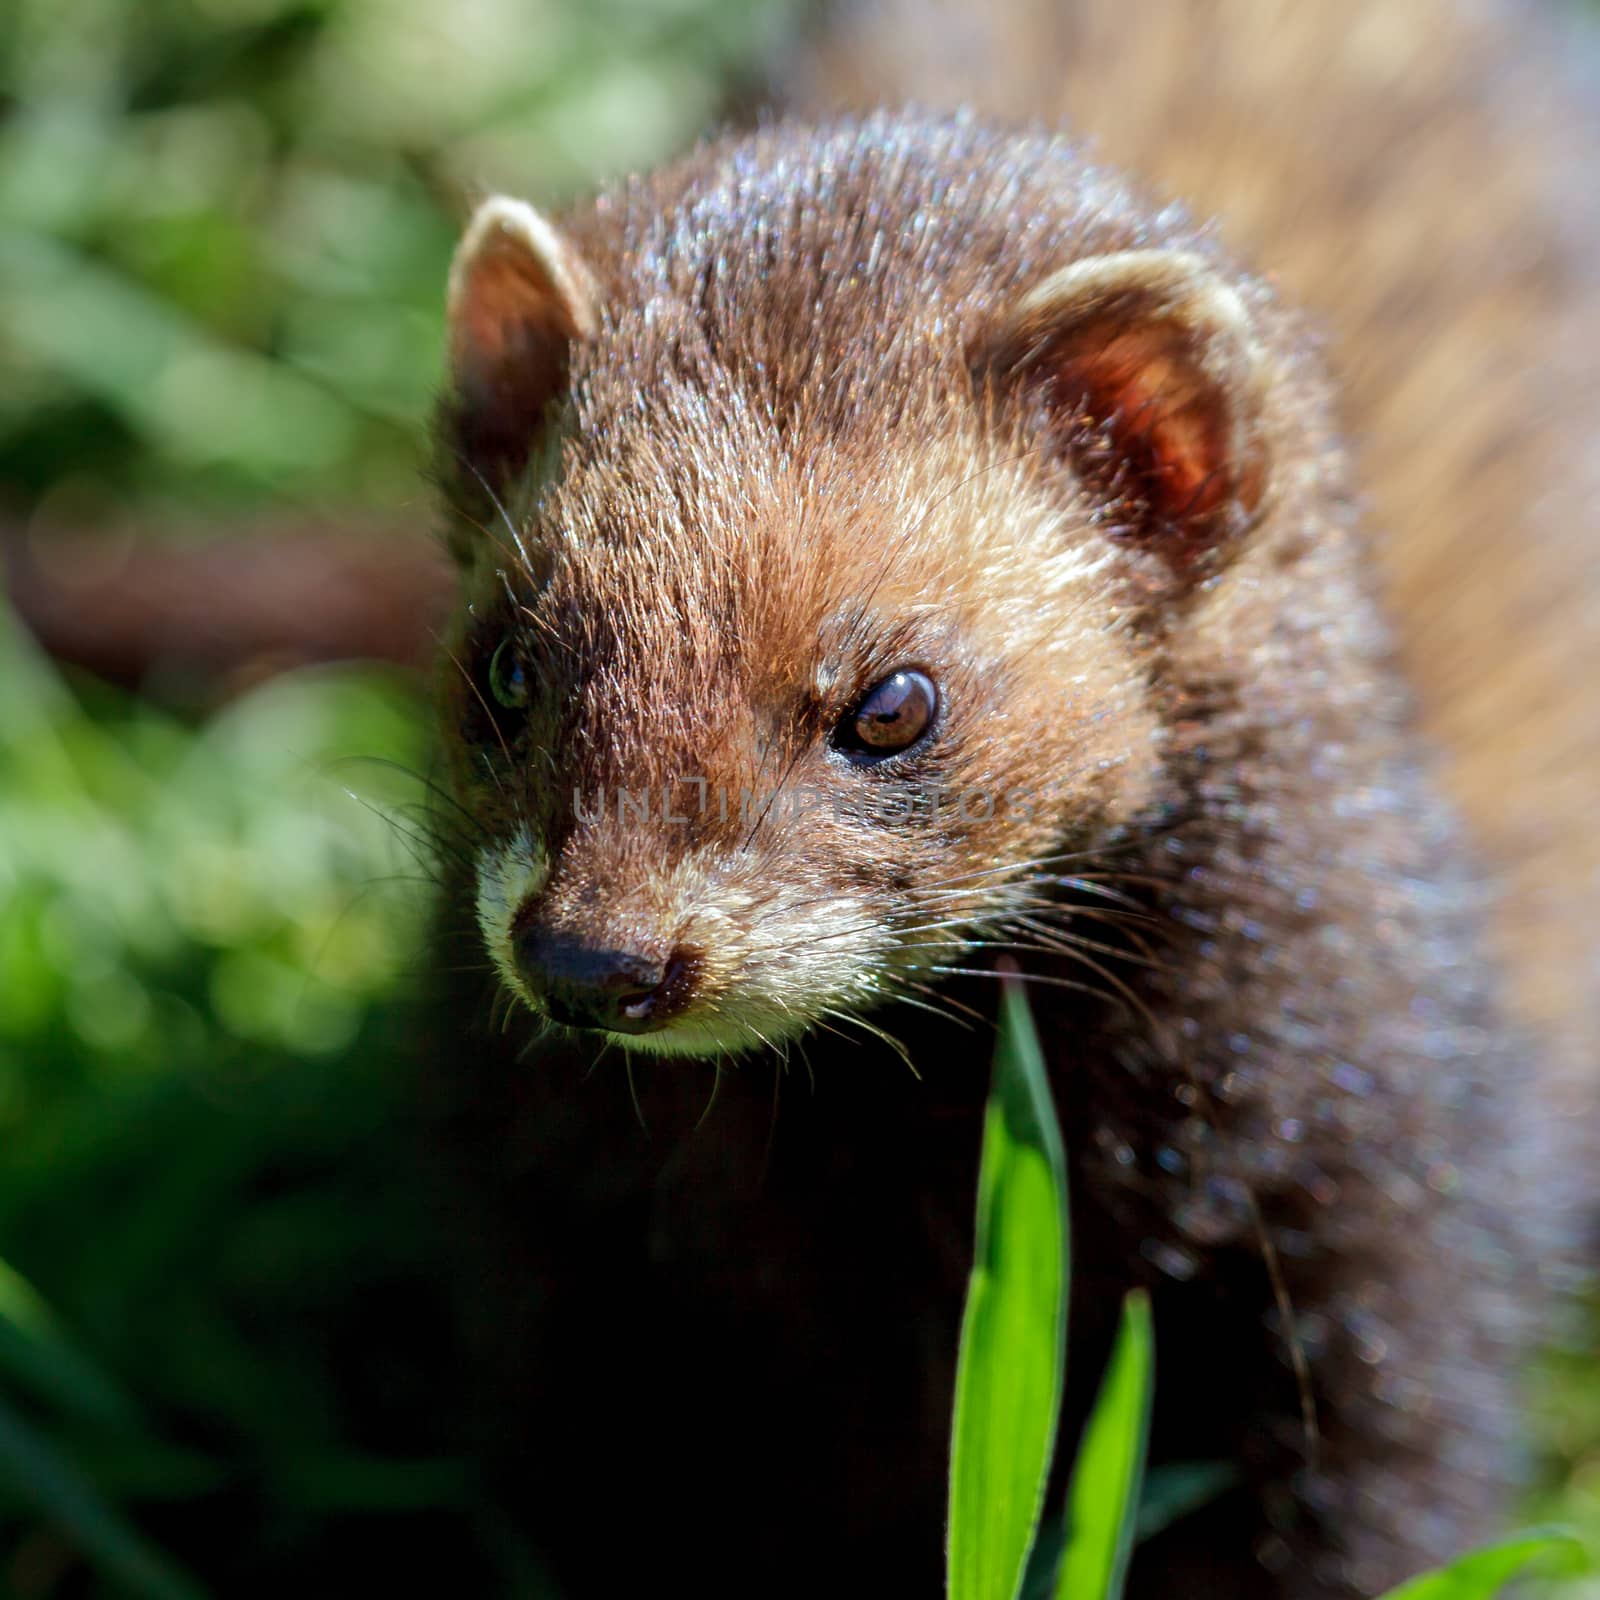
[439,196,598,537]
[979,250,1270,579]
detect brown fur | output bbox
[785,0,1600,1128]
[425,93,1568,1596]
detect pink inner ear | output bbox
[454,248,575,379]
[443,202,598,502]
[1060,322,1250,528]
[460,256,525,369]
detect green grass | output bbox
[947,977,1070,1600]
[947,987,1591,1600]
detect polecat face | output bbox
[434,118,1296,1058]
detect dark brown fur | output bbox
[424,95,1567,1597]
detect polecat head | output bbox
[434,115,1323,1058]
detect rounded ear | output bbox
[977,250,1270,577]
[438,196,599,536]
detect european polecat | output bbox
[422,4,1598,1597]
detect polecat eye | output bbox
[834,669,939,760]
[488,637,530,710]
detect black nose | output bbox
[514,931,690,1034]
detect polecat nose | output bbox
[514,930,691,1033]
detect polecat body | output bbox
[424,6,1597,1597]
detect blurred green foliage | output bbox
[0,603,428,1084]
[0,0,794,524]
[0,0,1596,1593]
[0,601,489,1592]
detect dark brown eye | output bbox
[487,636,530,711]
[834,669,939,761]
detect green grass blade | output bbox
[1377,1529,1589,1598]
[947,977,1070,1600]
[1053,1290,1154,1600]
[1133,1461,1235,1542]
[0,1398,208,1600]
[0,1258,142,1430]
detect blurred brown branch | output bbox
[3,524,452,704]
